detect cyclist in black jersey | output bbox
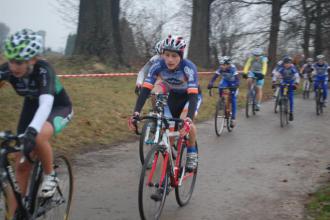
[1,29,73,215]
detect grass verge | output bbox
[0,73,274,154]
[306,184,330,220]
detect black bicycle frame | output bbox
[0,144,42,220]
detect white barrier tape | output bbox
[57,71,243,78]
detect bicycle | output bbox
[0,131,73,220]
[315,81,325,115]
[302,77,311,99]
[209,86,236,136]
[245,76,257,118]
[137,115,197,220]
[277,83,290,127]
[138,93,168,166]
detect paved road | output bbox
[70,97,330,220]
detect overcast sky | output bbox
[0,0,74,51]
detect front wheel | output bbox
[175,142,198,206]
[279,98,284,127]
[139,145,168,220]
[215,100,225,136]
[34,155,74,220]
[245,93,250,118]
[139,119,157,165]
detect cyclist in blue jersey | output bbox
[272,57,300,121]
[312,55,329,107]
[0,29,73,216]
[207,56,239,127]
[129,35,199,173]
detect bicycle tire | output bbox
[252,89,256,115]
[279,97,284,127]
[284,98,289,125]
[274,93,279,114]
[316,89,322,115]
[139,119,157,165]
[215,100,225,136]
[139,145,168,220]
[245,92,251,118]
[34,155,74,220]
[226,116,232,132]
[175,142,198,207]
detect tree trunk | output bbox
[301,0,311,58]
[313,0,323,56]
[74,0,124,66]
[267,0,282,74]
[188,0,214,68]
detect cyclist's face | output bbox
[8,60,30,78]
[164,51,181,70]
[317,59,324,65]
[220,64,230,70]
[284,63,291,68]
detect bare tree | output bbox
[74,0,125,66]
[188,0,215,68]
[0,23,10,52]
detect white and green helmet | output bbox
[4,29,43,61]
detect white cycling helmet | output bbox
[252,48,263,56]
[218,56,232,65]
[163,35,186,57]
[316,54,325,60]
[4,29,43,61]
[154,40,164,55]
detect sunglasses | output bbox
[9,59,25,65]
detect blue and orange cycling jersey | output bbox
[142,58,199,95]
[210,64,239,84]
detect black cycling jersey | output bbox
[0,60,71,107]
[0,59,72,135]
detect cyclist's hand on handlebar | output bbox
[135,84,141,96]
[180,117,192,137]
[242,73,248,79]
[207,83,213,90]
[128,112,140,130]
[19,127,37,159]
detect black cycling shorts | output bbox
[17,98,73,135]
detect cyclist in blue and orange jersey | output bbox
[129,34,199,172]
[243,48,268,111]
[207,56,239,127]
[135,40,164,95]
[272,56,300,121]
[0,29,73,216]
[312,55,330,107]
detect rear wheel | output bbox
[34,155,74,220]
[139,119,157,165]
[175,142,198,206]
[215,100,225,136]
[139,145,168,220]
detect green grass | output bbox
[306,185,330,220]
[0,74,273,154]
